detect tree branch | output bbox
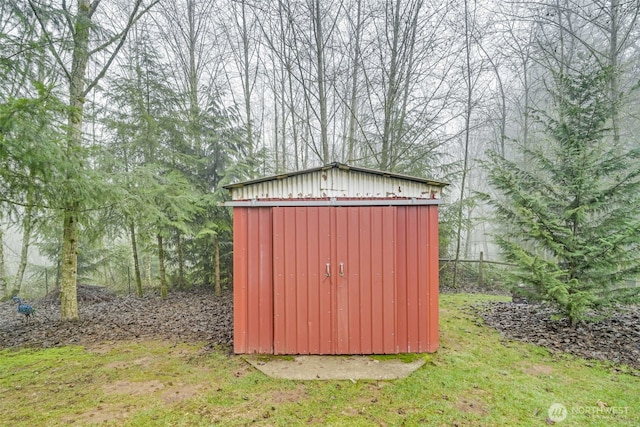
[83,0,160,96]
[89,0,103,18]
[27,0,71,81]
[62,0,74,35]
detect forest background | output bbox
[2,0,640,320]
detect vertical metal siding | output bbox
[334,207,397,354]
[380,207,397,353]
[273,207,334,354]
[230,168,441,200]
[233,208,248,353]
[355,208,373,353]
[395,208,408,352]
[417,205,429,349]
[233,207,273,354]
[399,206,420,352]
[235,204,439,355]
[396,205,439,353]
[426,205,440,352]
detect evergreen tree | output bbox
[484,64,640,326]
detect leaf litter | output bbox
[0,287,233,350]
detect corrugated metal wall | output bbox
[233,204,439,355]
[233,207,273,354]
[273,207,334,354]
[334,206,397,354]
[230,168,441,200]
[396,205,440,353]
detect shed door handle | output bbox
[326,263,331,277]
[339,262,344,276]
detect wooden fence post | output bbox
[479,251,484,287]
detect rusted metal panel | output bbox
[233,207,273,354]
[226,164,444,201]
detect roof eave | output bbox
[223,162,449,190]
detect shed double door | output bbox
[272,206,397,354]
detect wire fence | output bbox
[439,252,515,288]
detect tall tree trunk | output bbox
[130,221,143,297]
[522,59,530,163]
[453,0,474,288]
[391,0,422,170]
[240,0,255,158]
[609,0,620,147]
[12,199,34,296]
[186,0,201,153]
[346,0,363,163]
[273,73,280,172]
[45,0,153,318]
[60,204,80,318]
[380,0,402,170]
[286,63,300,170]
[158,234,167,299]
[59,0,93,320]
[214,235,221,296]
[312,0,329,163]
[176,231,185,288]
[145,253,152,289]
[280,66,287,170]
[0,226,7,299]
[478,41,506,157]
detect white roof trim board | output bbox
[224,163,448,202]
[224,198,442,207]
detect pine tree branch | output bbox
[27,0,71,81]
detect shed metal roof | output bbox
[224,162,448,202]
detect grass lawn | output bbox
[0,294,637,426]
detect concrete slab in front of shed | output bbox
[244,355,425,380]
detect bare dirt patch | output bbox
[267,385,307,405]
[104,356,158,370]
[455,396,488,415]
[66,404,133,425]
[104,379,166,395]
[519,363,554,376]
[69,381,204,424]
[162,383,204,404]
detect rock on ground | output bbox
[0,289,233,350]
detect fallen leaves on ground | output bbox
[478,302,640,370]
[0,288,233,350]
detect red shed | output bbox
[224,163,447,355]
